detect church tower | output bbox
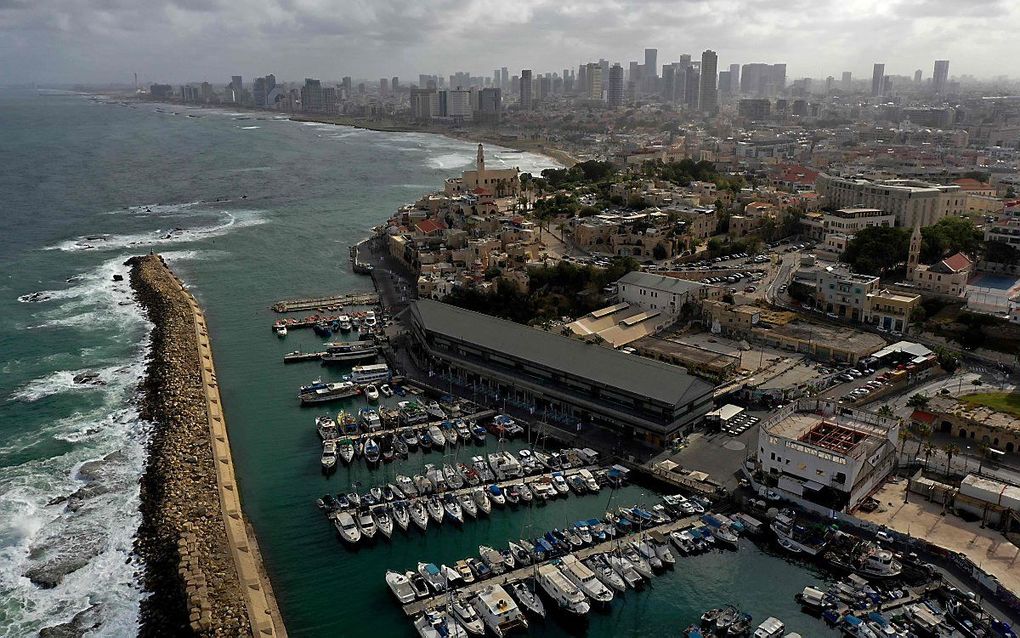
[907,223,922,278]
[476,143,485,174]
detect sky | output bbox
[1,0,1017,86]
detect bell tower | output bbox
[907,223,922,278]
[476,143,485,174]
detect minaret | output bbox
[907,223,922,278]
[476,143,485,175]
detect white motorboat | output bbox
[518,483,534,503]
[356,508,376,540]
[397,474,418,497]
[631,539,663,572]
[426,495,445,523]
[407,571,430,598]
[453,559,475,584]
[559,554,614,605]
[537,563,590,617]
[607,552,644,589]
[380,383,394,397]
[337,438,355,464]
[386,570,417,604]
[409,500,429,532]
[856,544,903,579]
[579,468,600,492]
[648,531,676,566]
[428,425,447,448]
[337,315,352,331]
[478,545,506,574]
[315,416,339,441]
[551,473,569,495]
[364,310,378,328]
[414,608,467,638]
[333,511,361,544]
[372,505,393,539]
[486,484,506,507]
[392,500,410,532]
[275,324,287,337]
[417,562,447,593]
[623,545,654,577]
[443,464,464,489]
[458,492,478,518]
[507,541,532,566]
[584,554,627,593]
[473,487,492,515]
[753,616,785,638]
[472,584,529,637]
[449,598,485,636]
[364,384,380,401]
[320,440,337,472]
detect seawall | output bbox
[129,254,285,637]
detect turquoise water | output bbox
[0,91,835,637]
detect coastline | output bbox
[129,253,285,637]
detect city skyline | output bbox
[2,0,1019,85]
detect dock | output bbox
[400,513,701,617]
[284,351,326,364]
[272,292,379,313]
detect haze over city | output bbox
[2,0,1020,85]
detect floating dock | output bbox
[284,351,326,364]
[400,512,701,617]
[272,292,378,313]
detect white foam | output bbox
[102,201,205,216]
[426,153,475,171]
[240,126,260,130]
[9,364,134,402]
[44,209,267,253]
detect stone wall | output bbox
[130,254,285,637]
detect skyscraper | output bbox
[501,67,509,91]
[699,49,718,113]
[392,77,399,91]
[683,68,700,109]
[661,64,677,102]
[933,60,949,94]
[520,69,533,110]
[607,63,624,107]
[871,63,885,97]
[841,71,852,90]
[729,63,740,94]
[914,69,923,83]
[494,69,501,89]
[718,71,732,99]
[644,48,657,92]
[585,62,603,100]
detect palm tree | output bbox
[922,443,937,472]
[976,442,990,474]
[906,393,930,410]
[943,443,961,475]
[898,429,915,462]
[877,405,895,418]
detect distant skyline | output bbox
[2,0,1019,85]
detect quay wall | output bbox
[130,254,286,637]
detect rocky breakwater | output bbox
[129,254,285,637]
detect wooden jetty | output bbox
[400,513,701,617]
[284,351,326,364]
[272,291,379,313]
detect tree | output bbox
[652,243,668,261]
[906,393,930,409]
[877,405,895,417]
[943,442,960,474]
[922,442,937,472]
[920,217,983,264]
[977,442,990,473]
[841,226,910,274]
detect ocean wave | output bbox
[44,209,267,253]
[240,126,260,130]
[426,153,475,170]
[102,201,205,216]
[9,364,137,402]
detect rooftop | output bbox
[410,300,715,407]
[617,270,716,295]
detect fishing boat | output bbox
[426,495,445,523]
[316,416,339,441]
[459,492,478,518]
[509,581,546,619]
[413,608,467,638]
[472,584,529,637]
[537,563,590,617]
[417,562,447,593]
[392,500,410,532]
[358,407,382,432]
[473,487,492,515]
[854,543,903,579]
[298,380,360,405]
[337,315,352,331]
[320,440,338,473]
[478,546,506,575]
[449,598,485,636]
[372,505,393,539]
[356,508,376,540]
[364,384,380,401]
[333,511,361,544]
[409,500,429,531]
[321,341,378,363]
[584,554,627,593]
[385,570,417,604]
[487,484,506,507]
[275,324,287,337]
[444,494,464,524]
[771,509,831,556]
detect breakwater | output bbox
[129,254,285,637]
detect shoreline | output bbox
[129,253,285,637]
[114,94,577,167]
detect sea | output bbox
[0,90,836,637]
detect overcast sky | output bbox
[1,0,1017,86]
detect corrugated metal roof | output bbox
[411,300,715,407]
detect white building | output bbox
[616,271,722,319]
[984,200,1020,249]
[815,174,964,228]
[755,399,899,511]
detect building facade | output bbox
[815,174,964,228]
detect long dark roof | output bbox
[410,300,715,406]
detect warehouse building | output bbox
[408,300,716,446]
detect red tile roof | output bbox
[939,252,973,273]
[415,218,445,235]
[911,410,936,426]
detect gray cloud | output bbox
[0,0,1016,85]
